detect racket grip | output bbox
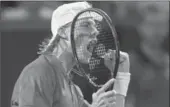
[106,81,114,92]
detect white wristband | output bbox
[113,72,131,96]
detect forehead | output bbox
[74,18,99,38]
[76,18,96,27]
[58,18,97,39]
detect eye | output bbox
[81,22,90,28]
[59,35,68,41]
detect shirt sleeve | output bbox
[18,65,56,107]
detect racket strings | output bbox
[72,10,118,88]
[75,19,112,68]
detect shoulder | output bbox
[12,55,61,96]
[21,55,54,77]
[11,55,61,106]
[18,54,62,84]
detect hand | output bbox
[104,50,130,97]
[104,50,130,73]
[91,79,116,107]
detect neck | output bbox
[57,50,76,73]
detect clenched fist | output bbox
[103,50,130,73]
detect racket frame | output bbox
[70,8,120,88]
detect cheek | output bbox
[63,39,70,46]
[75,37,92,63]
[66,45,72,53]
[76,37,89,47]
[77,27,96,36]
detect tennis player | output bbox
[11,2,130,107]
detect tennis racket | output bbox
[70,8,120,91]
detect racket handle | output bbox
[106,82,114,92]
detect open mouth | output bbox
[87,40,97,53]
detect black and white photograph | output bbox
[0,1,169,107]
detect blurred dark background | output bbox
[0,1,169,107]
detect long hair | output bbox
[38,24,71,55]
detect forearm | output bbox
[114,72,130,107]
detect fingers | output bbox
[103,50,130,72]
[100,90,116,100]
[92,89,117,107]
[98,97,116,107]
[105,50,128,63]
[112,50,128,63]
[97,90,116,103]
[119,51,129,63]
[108,96,116,103]
[98,99,105,107]
[96,78,115,95]
[109,102,116,107]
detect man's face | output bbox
[74,18,99,63]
